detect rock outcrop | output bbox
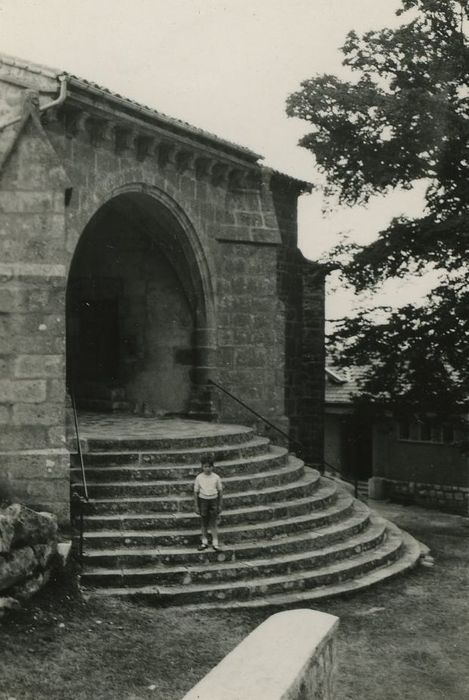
[0,503,60,617]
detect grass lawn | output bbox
[0,503,468,700]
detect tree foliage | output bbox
[287,0,469,416]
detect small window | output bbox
[398,419,454,444]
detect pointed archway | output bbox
[66,186,217,418]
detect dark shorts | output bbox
[198,497,218,525]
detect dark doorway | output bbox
[342,417,373,480]
[66,193,197,414]
[78,298,119,382]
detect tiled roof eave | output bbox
[65,76,263,164]
[0,52,263,164]
[0,52,60,80]
[0,52,318,188]
[267,167,313,193]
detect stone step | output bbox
[86,525,405,604]
[161,526,424,609]
[72,414,422,606]
[82,467,320,515]
[73,436,270,467]
[73,458,306,499]
[81,503,371,568]
[81,492,355,548]
[81,476,333,531]
[80,519,387,587]
[81,424,255,453]
[71,445,289,480]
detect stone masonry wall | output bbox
[214,176,325,458]
[0,112,70,524]
[380,477,469,515]
[50,129,293,431]
[278,247,325,466]
[46,118,318,434]
[216,241,286,427]
[0,68,325,525]
[272,174,325,465]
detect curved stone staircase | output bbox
[71,415,423,608]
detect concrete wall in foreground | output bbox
[182,609,339,700]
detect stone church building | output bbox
[0,54,325,526]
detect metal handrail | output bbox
[71,491,86,562]
[70,389,89,501]
[323,458,359,499]
[209,379,363,498]
[208,379,311,462]
[69,388,88,563]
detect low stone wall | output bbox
[182,609,339,700]
[370,476,469,515]
[0,503,59,618]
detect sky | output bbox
[0,0,430,318]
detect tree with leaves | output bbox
[287,0,469,418]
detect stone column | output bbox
[188,324,218,420]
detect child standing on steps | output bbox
[194,455,223,551]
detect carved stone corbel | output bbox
[176,149,196,173]
[85,116,110,146]
[158,141,177,167]
[135,134,155,162]
[244,169,263,190]
[195,156,213,179]
[58,105,88,138]
[211,162,230,188]
[228,167,247,190]
[114,125,135,154]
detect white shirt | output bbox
[194,471,223,499]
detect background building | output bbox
[325,367,469,514]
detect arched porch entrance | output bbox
[66,188,216,418]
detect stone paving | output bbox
[76,412,252,441]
